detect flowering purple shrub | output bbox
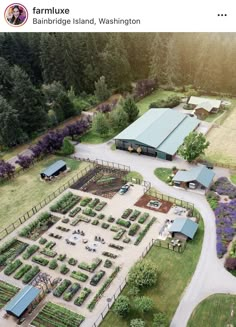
[212,177,236,199]
[215,199,236,257]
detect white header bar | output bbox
[0,0,236,32]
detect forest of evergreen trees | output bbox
[1,32,236,147]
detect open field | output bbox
[136,89,184,116]
[0,156,88,228]
[187,294,236,327]
[101,219,204,327]
[204,106,236,165]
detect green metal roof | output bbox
[169,218,198,239]
[173,165,215,188]
[41,160,66,177]
[5,285,40,317]
[115,109,200,155]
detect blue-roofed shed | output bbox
[41,160,67,179]
[173,165,215,191]
[169,218,198,240]
[5,285,40,317]
[114,109,200,161]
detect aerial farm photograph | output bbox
[0,32,236,327]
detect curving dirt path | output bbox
[74,142,235,327]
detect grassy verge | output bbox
[125,171,143,182]
[80,129,115,144]
[187,294,236,327]
[154,168,172,183]
[136,90,184,116]
[0,155,89,228]
[230,174,236,185]
[101,219,204,327]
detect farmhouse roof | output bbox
[169,218,198,239]
[188,96,221,109]
[5,285,40,318]
[115,109,200,155]
[173,165,215,188]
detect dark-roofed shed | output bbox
[5,285,40,318]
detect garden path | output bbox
[74,142,235,327]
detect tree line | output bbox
[1,32,236,148]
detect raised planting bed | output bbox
[80,197,92,207]
[128,223,140,236]
[19,212,59,240]
[121,208,133,219]
[87,267,120,311]
[95,201,107,211]
[0,281,19,309]
[57,226,70,232]
[31,301,85,327]
[60,264,70,275]
[109,243,124,251]
[40,249,57,258]
[39,237,47,245]
[129,209,141,221]
[108,215,115,223]
[104,259,112,268]
[123,237,131,243]
[70,215,91,226]
[88,198,100,208]
[78,258,102,273]
[68,258,78,266]
[50,192,81,214]
[138,212,149,224]
[82,207,96,217]
[113,229,126,240]
[4,259,22,276]
[53,279,72,297]
[22,265,40,283]
[90,270,105,286]
[14,264,32,280]
[63,282,80,301]
[49,259,58,270]
[22,244,39,260]
[101,222,110,229]
[91,219,99,226]
[0,239,28,268]
[32,256,49,266]
[45,241,56,249]
[58,254,67,261]
[116,218,131,228]
[74,287,91,306]
[110,225,119,232]
[102,251,117,259]
[62,218,69,224]
[70,270,89,282]
[134,217,156,245]
[69,207,81,217]
[97,213,105,219]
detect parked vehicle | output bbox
[118,184,130,195]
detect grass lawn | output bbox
[137,90,184,116]
[80,129,115,144]
[101,219,204,327]
[205,111,225,123]
[154,168,172,183]
[230,174,236,185]
[126,171,143,182]
[0,155,89,229]
[187,294,236,327]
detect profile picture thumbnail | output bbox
[5,3,28,27]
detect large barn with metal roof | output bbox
[114,109,200,161]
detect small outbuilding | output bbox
[5,285,40,318]
[188,96,222,120]
[40,160,67,179]
[173,165,215,192]
[169,218,198,240]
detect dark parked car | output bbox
[201,161,214,169]
[119,184,130,195]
